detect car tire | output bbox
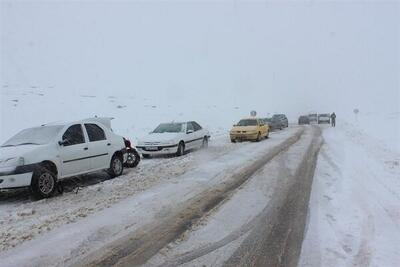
[256,132,261,142]
[108,154,124,178]
[176,142,185,156]
[31,166,57,199]
[201,137,209,149]
[231,139,236,143]
[124,148,141,168]
[266,130,269,139]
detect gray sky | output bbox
[1,1,399,118]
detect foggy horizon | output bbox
[1,1,399,120]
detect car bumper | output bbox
[0,172,33,189]
[136,145,179,155]
[230,133,259,141]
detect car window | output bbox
[153,123,184,133]
[2,125,63,147]
[85,123,106,142]
[192,121,202,131]
[62,124,85,146]
[237,119,258,126]
[187,122,194,132]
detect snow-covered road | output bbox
[1,123,398,267]
[299,123,400,267]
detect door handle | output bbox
[107,143,111,146]
[84,147,88,150]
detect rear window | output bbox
[85,123,106,142]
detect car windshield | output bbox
[2,125,63,147]
[152,123,184,133]
[237,119,257,126]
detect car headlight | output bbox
[0,157,25,168]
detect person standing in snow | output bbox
[331,112,336,127]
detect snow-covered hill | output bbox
[0,85,251,144]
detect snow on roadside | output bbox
[0,134,243,252]
[0,127,301,267]
[299,123,400,267]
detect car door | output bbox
[59,124,90,177]
[84,123,110,171]
[192,121,205,148]
[258,119,267,136]
[185,122,197,149]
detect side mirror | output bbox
[187,130,194,134]
[58,139,69,146]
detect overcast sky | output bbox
[1,1,399,118]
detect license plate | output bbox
[146,146,158,151]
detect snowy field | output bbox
[0,85,268,144]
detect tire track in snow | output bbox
[76,129,305,267]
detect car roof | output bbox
[159,121,186,124]
[43,117,113,128]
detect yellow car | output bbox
[230,118,269,142]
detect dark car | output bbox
[272,114,289,128]
[261,117,282,131]
[308,114,318,124]
[298,116,310,125]
[318,113,331,124]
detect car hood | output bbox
[140,133,182,143]
[231,126,258,132]
[0,145,42,160]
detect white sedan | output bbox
[0,117,127,199]
[137,121,210,158]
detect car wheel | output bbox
[176,142,185,156]
[266,130,269,139]
[31,166,56,199]
[108,154,124,178]
[231,139,236,143]
[256,132,261,142]
[201,137,209,149]
[125,148,140,168]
